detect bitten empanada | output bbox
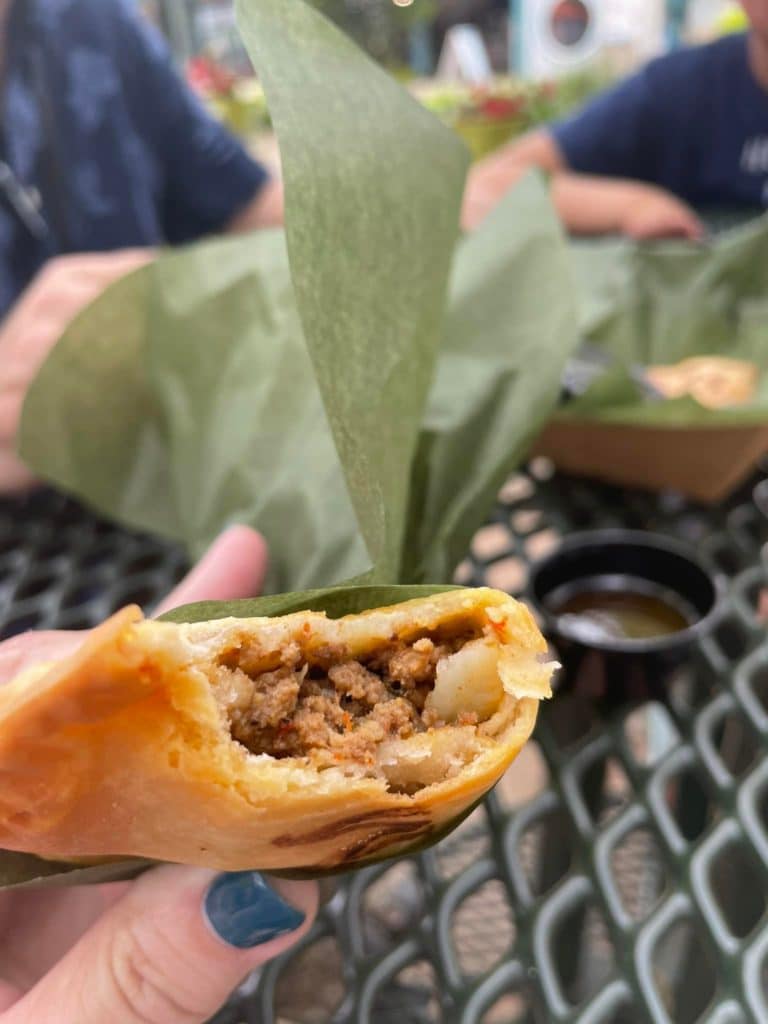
[646,356,757,409]
[0,589,552,872]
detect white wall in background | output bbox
[517,0,666,79]
[686,0,739,38]
[602,0,665,59]
[437,25,494,83]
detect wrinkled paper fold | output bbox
[10,0,576,887]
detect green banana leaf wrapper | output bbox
[3,0,576,887]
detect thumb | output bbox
[153,525,269,615]
[4,867,317,1024]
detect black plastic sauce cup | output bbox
[754,479,768,522]
[529,530,724,709]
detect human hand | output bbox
[0,250,154,495]
[460,130,565,232]
[0,525,318,1024]
[463,147,706,243]
[461,153,532,231]
[620,185,705,241]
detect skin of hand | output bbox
[0,525,318,1024]
[618,184,705,240]
[461,130,562,230]
[0,250,154,494]
[462,129,705,241]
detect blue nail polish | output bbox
[204,872,305,949]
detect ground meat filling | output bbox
[214,630,480,769]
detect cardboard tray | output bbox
[534,420,768,503]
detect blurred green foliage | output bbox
[419,65,614,158]
[214,63,613,160]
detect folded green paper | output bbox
[7,0,578,887]
[19,7,578,590]
[561,216,768,426]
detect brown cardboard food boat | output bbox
[536,358,768,502]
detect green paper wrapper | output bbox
[7,0,577,885]
[409,173,577,582]
[559,216,768,426]
[0,855,153,892]
[157,583,460,625]
[18,115,576,585]
[20,0,470,590]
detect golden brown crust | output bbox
[0,589,549,871]
[646,357,757,410]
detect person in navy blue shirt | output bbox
[0,0,281,491]
[463,1,768,239]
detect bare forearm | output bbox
[465,153,645,234]
[462,129,563,230]
[463,129,703,240]
[550,174,644,235]
[552,173,704,239]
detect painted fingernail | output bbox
[203,872,305,949]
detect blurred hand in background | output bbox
[0,250,154,494]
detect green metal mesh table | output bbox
[1,461,766,1024]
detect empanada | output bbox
[646,356,757,409]
[0,589,552,872]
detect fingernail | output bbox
[203,872,305,949]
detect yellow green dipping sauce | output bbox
[548,578,694,643]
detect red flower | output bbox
[186,56,236,98]
[476,95,524,120]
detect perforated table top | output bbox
[1,463,766,1024]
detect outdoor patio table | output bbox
[1,460,766,1024]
